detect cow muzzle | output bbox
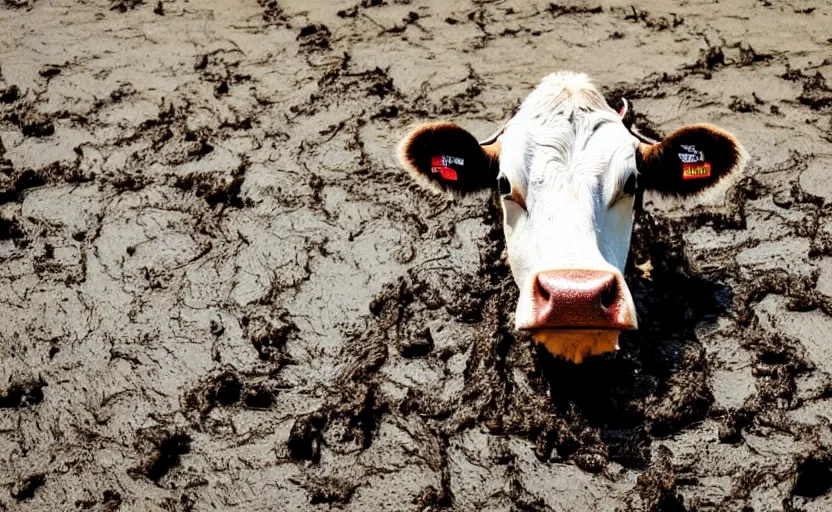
[516,269,638,363]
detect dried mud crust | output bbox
[1,0,832,511]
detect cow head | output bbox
[398,72,744,363]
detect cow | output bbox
[397,71,745,363]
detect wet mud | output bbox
[1,0,832,510]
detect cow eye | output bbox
[497,176,512,196]
[623,173,637,195]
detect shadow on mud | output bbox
[308,194,737,485]
[534,207,733,470]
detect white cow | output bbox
[398,71,744,363]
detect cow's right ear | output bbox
[636,124,745,198]
[398,122,501,197]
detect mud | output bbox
[1,0,832,511]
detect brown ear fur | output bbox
[398,122,500,197]
[637,124,745,197]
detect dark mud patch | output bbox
[0,379,45,408]
[635,446,686,512]
[173,163,249,209]
[619,6,684,32]
[193,52,252,97]
[74,490,123,511]
[243,386,273,409]
[1,0,36,10]
[0,85,20,103]
[11,473,45,502]
[741,328,812,413]
[135,432,192,483]
[291,381,388,460]
[290,53,398,118]
[94,82,136,108]
[38,64,62,78]
[398,326,434,358]
[243,311,298,362]
[546,3,603,17]
[688,46,726,73]
[182,369,278,422]
[111,173,150,193]
[5,106,54,137]
[205,372,242,406]
[258,0,289,26]
[792,454,832,498]
[1,158,93,205]
[109,0,143,13]
[798,71,832,110]
[729,95,762,113]
[11,169,45,192]
[288,413,326,463]
[290,476,359,506]
[117,101,224,172]
[0,215,23,240]
[298,24,331,52]
[337,0,387,19]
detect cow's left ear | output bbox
[637,124,745,197]
[398,122,501,197]
[608,97,636,130]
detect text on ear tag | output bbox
[678,144,705,163]
[678,144,711,180]
[431,155,463,182]
[683,162,712,180]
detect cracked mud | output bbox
[1,1,832,511]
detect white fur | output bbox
[496,72,640,330]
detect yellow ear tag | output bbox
[682,162,711,180]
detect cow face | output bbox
[398,72,744,363]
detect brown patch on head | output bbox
[533,329,620,364]
[504,175,528,209]
[397,122,500,196]
[637,123,744,197]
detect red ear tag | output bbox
[682,162,712,180]
[431,155,462,182]
[439,167,458,181]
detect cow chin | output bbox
[531,329,620,364]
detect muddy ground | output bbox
[1,0,832,510]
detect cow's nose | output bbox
[531,270,636,330]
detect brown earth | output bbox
[1,0,832,510]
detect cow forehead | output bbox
[518,71,613,123]
[500,115,636,204]
[498,72,636,191]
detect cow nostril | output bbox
[536,276,551,303]
[600,279,617,309]
[526,270,634,331]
